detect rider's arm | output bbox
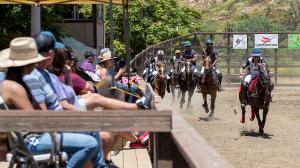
[212,51,218,66]
[240,59,250,75]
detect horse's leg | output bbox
[209,94,216,118]
[171,84,175,102]
[187,88,194,108]
[180,90,186,109]
[253,106,263,134]
[177,87,181,101]
[261,103,270,132]
[239,91,246,123]
[202,93,209,113]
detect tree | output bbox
[0,5,63,50]
[233,16,287,32]
[105,0,203,57]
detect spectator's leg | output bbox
[81,93,138,110]
[30,133,102,168]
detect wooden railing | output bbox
[0,80,233,168]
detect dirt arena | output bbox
[164,86,300,168]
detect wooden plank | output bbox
[0,162,9,167]
[123,149,138,168]
[135,149,152,168]
[110,150,124,168]
[172,112,233,168]
[0,110,171,132]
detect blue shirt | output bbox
[23,68,63,110]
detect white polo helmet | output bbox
[157,50,164,56]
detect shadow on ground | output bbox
[240,130,273,139]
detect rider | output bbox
[146,50,166,83]
[240,48,265,108]
[181,41,198,76]
[166,50,182,92]
[142,52,154,81]
[200,39,222,91]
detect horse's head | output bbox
[203,56,213,73]
[173,61,180,75]
[258,63,273,90]
[183,59,193,74]
[157,63,166,80]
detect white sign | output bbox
[233,34,247,49]
[255,34,278,48]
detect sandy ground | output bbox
[164,86,300,168]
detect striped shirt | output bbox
[23,68,63,110]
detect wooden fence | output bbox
[131,32,300,85]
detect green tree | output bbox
[105,0,203,57]
[234,16,287,32]
[0,5,63,50]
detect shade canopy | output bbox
[0,0,122,5]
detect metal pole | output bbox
[122,0,131,88]
[92,4,97,49]
[109,0,116,87]
[31,5,41,36]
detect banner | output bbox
[255,34,278,48]
[288,34,300,49]
[233,34,247,49]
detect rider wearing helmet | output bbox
[144,50,166,83]
[142,52,154,79]
[199,39,223,92]
[181,40,198,74]
[166,50,183,92]
[240,48,265,107]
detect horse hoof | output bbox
[259,128,264,134]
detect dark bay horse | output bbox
[239,64,273,134]
[151,63,167,98]
[169,60,181,102]
[199,56,218,118]
[178,59,196,108]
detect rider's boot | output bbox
[218,73,223,92]
[166,78,171,93]
[241,82,248,108]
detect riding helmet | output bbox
[157,50,164,56]
[206,39,213,45]
[183,41,192,47]
[251,48,261,57]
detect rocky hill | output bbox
[181,0,300,31]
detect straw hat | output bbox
[175,50,181,54]
[99,51,116,63]
[0,37,49,68]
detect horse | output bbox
[178,59,196,108]
[199,56,218,118]
[239,64,273,134]
[151,63,167,98]
[169,59,182,102]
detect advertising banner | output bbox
[233,34,247,49]
[288,34,300,49]
[255,34,278,48]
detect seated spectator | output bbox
[0,37,107,168]
[81,50,96,73]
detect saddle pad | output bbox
[249,78,259,93]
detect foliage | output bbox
[0,5,63,50]
[105,0,203,57]
[233,16,287,32]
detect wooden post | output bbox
[275,48,278,84]
[172,141,189,168]
[227,34,231,83]
[156,132,172,168]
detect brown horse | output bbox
[151,63,167,98]
[178,59,196,108]
[239,64,273,134]
[169,60,181,102]
[199,56,218,118]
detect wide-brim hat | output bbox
[175,50,181,54]
[99,51,117,63]
[0,37,49,68]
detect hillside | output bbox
[181,0,300,31]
